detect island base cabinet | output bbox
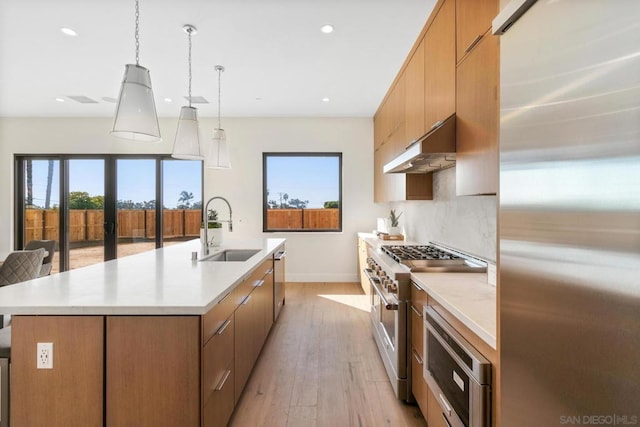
[10,316,104,427]
[106,316,201,427]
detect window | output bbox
[15,155,202,273]
[263,153,342,232]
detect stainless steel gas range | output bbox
[363,241,486,401]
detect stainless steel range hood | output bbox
[383,113,456,174]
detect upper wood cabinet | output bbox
[456,0,498,62]
[455,31,499,196]
[424,0,456,131]
[404,37,425,144]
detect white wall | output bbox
[392,167,497,262]
[0,117,386,281]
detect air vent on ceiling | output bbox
[67,95,99,104]
[185,96,209,104]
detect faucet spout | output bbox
[203,196,233,255]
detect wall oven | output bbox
[423,306,491,427]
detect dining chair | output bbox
[24,240,56,276]
[0,248,45,330]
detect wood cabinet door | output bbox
[411,346,429,419]
[456,0,498,62]
[456,32,499,196]
[373,146,384,202]
[358,238,371,295]
[405,37,426,144]
[234,289,259,404]
[390,75,407,157]
[424,0,456,130]
[427,386,451,427]
[106,316,200,427]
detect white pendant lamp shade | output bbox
[172,106,203,159]
[206,129,231,169]
[111,64,161,142]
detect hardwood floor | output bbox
[230,282,426,427]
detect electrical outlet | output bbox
[37,342,53,369]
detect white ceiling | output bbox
[0,0,435,118]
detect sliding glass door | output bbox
[15,155,202,273]
[22,159,61,273]
[116,159,157,259]
[68,159,106,270]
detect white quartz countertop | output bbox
[358,232,496,349]
[411,273,496,349]
[0,238,285,316]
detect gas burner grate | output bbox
[381,245,462,261]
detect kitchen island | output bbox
[0,238,285,427]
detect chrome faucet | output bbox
[203,196,233,254]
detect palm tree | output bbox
[45,160,54,209]
[26,160,33,207]
[178,190,194,209]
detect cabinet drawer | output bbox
[203,358,234,427]
[411,346,429,418]
[203,287,238,345]
[203,315,234,407]
[410,282,428,359]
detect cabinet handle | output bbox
[464,34,483,53]
[412,348,423,366]
[215,319,231,335]
[439,393,453,417]
[217,292,231,304]
[242,295,252,305]
[254,279,265,288]
[410,304,423,318]
[214,369,232,391]
[412,282,422,291]
[265,268,274,275]
[430,120,444,130]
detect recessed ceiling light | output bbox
[320,24,334,34]
[60,27,78,37]
[255,97,262,101]
[55,98,65,103]
[322,97,330,102]
[164,98,173,103]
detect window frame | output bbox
[14,154,203,272]
[262,152,343,233]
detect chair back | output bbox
[0,248,45,287]
[24,240,55,265]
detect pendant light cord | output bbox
[216,66,222,129]
[188,29,192,108]
[134,0,140,65]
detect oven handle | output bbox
[363,269,398,310]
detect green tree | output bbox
[91,195,104,209]
[324,201,339,208]
[69,191,99,209]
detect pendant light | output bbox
[111,0,161,142]
[171,25,204,160]
[206,65,231,169]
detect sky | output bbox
[26,156,340,210]
[265,155,340,208]
[26,159,202,209]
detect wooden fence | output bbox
[266,208,339,230]
[25,209,202,243]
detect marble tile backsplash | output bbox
[393,167,497,262]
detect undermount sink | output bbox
[199,249,260,262]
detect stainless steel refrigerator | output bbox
[495,1,640,426]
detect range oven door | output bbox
[423,306,491,427]
[363,268,408,400]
